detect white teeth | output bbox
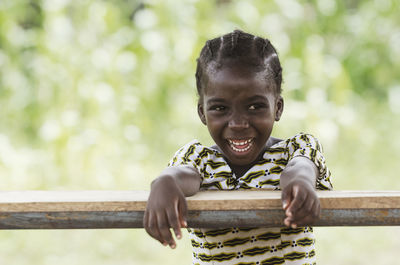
[231,143,252,152]
[228,139,253,152]
[228,139,253,146]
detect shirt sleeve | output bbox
[286,133,333,190]
[167,140,205,181]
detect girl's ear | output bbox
[275,96,284,121]
[197,103,207,125]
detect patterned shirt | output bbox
[168,133,333,265]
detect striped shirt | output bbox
[168,133,333,265]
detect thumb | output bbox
[281,186,293,210]
[178,197,188,228]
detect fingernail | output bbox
[177,234,182,239]
[183,221,187,227]
[170,244,176,249]
[163,242,168,246]
[282,202,287,209]
[291,224,297,229]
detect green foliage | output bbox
[0,0,399,264]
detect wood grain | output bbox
[1,190,399,212]
[0,190,399,229]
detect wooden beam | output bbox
[0,190,399,229]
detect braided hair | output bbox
[195,30,282,101]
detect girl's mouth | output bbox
[228,138,253,153]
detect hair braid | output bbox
[210,36,222,68]
[205,40,213,58]
[262,38,282,92]
[231,30,240,53]
[195,30,282,100]
[262,38,270,56]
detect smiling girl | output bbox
[144,30,332,265]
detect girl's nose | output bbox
[228,115,249,129]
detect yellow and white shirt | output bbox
[168,133,333,265]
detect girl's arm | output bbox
[280,156,320,228]
[143,165,202,249]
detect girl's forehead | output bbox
[207,61,260,78]
[204,65,275,95]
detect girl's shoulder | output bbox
[180,139,219,153]
[168,139,226,170]
[264,133,324,159]
[285,132,324,152]
[269,133,322,148]
[170,139,222,161]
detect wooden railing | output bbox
[0,190,399,229]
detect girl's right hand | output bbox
[143,175,188,249]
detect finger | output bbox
[304,196,316,213]
[281,186,293,210]
[143,209,149,229]
[284,216,293,227]
[291,196,316,222]
[146,211,165,245]
[286,186,307,217]
[157,212,176,249]
[166,202,182,241]
[303,197,320,219]
[178,197,188,228]
[292,214,314,227]
[292,200,319,227]
[309,199,321,222]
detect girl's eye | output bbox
[210,106,226,111]
[248,103,265,110]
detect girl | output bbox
[144,30,332,265]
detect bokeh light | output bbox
[0,0,399,264]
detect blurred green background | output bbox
[0,0,400,264]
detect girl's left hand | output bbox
[281,179,320,228]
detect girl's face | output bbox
[198,64,284,168]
